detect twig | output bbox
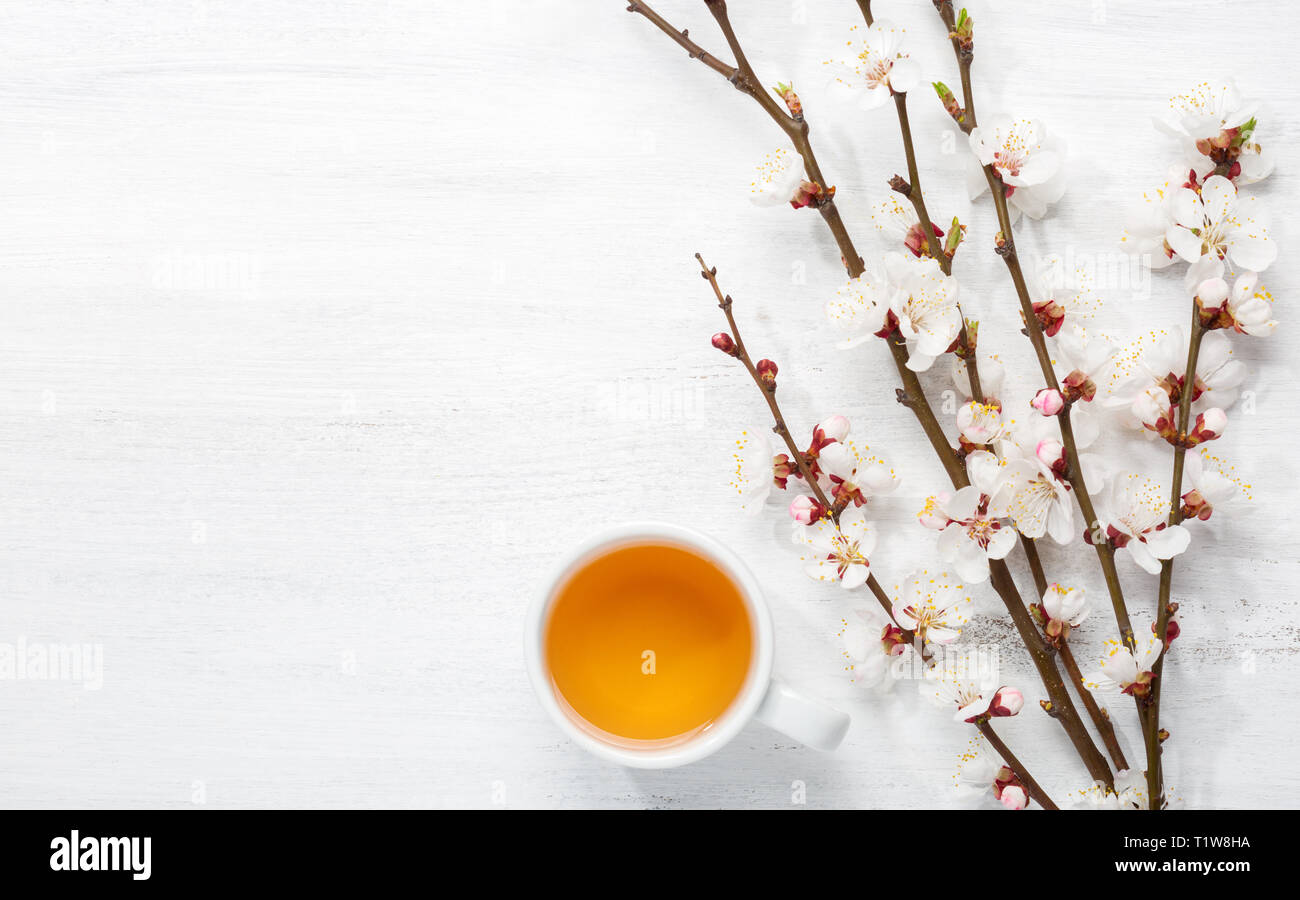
[698,253,905,634]
[1144,309,1206,808]
[852,2,982,402]
[624,1,736,79]
[934,1,976,131]
[976,718,1059,810]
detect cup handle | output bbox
[754,677,850,751]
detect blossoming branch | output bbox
[626,0,1274,810]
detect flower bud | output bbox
[988,686,1024,718]
[789,494,825,525]
[1032,299,1066,337]
[790,181,834,210]
[932,81,965,124]
[1035,438,1066,474]
[1196,277,1230,313]
[1160,602,1181,646]
[1062,369,1097,403]
[880,624,909,656]
[904,221,944,258]
[817,414,851,444]
[949,7,974,50]
[711,332,737,356]
[944,216,966,258]
[772,81,802,117]
[1188,407,1226,444]
[772,453,794,490]
[1180,487,1213,521]
[998,784,1028,811]
[1161,618,1180,645]
[756,358,779,388]
[1030,388,1065,416]
[992,766,1028,810]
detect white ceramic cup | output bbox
[525,521,851,768]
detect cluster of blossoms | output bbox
[698,6,1272,810]
[827,251,963,372]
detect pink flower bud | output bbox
[1062,369,1096,403]
[756,358,779,388]
[998,784,1028,810]
[1035,438,1066,472]
[1188,407,1227,444]
[1030,388,1065,416]
[1032,299,1066,337]
[1164,618,1181,645]
[789,494,825,526]
[1180,488,1213,521]
[904,221,944,258]
[989,686,1024,718]
[790,181,833,210]
[772,453,794,490]
[711,332,737,356]
[817,415,851,444]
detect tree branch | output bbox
[625,1,737,80]
[697,253,905,634]
[1144,309,1205,809]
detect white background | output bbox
[1,0,1296,809]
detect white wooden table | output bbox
[0,0,1294,808]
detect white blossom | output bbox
[890,570,973,645]
[826,20,921,111]
[969,116,1067,220]
[1165,175,1274,272]
[794,505,877,589]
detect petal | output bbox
[889,57,921,94]
[1142,524,1190,560]
[943,486,982,522]
[1183,254,1225,293]
[892,602,918,630]
[841,563,870,590]
[953,543,990,584]
[860,460,900,494]
[905,348,937,372]
[967,156,990,200]
[1199,176,1236,224]
[1169,188,1203,229]
[965,450,1003,497]
[1124,540,1162,575]
[817,442,855,480]
[1046,498,1075,545]
[1069,406,1100,450]
[1004,151,1060,187]
[1164,225,1203,264]
[985,527,1018,560]
[1228,232,1277,273]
